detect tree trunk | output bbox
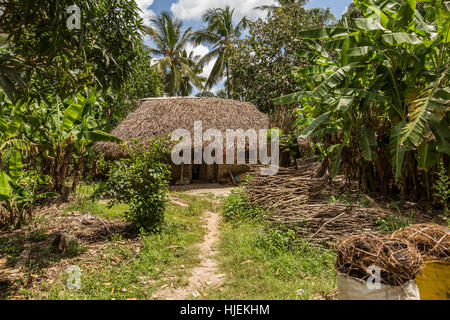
[226,61,230,99]
[72,153,85,192]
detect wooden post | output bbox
[228,169,238,186]
[180,164,184,185]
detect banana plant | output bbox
[2,89,123,198]
[0,150,57,228]
[25,90,124,195]
[275,0,449,197]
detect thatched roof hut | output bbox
[96,97,270,159]
[95,97,270,184]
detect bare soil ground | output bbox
[0,204,137,299]
[156,186,233,299]
[171,183,234,198]
[154,210,224,299]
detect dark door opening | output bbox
[192,165,200,180]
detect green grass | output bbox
[198,222,336,300]
[64,198,130,220]
[199,187,337,300]
[11,183,338,300]
[18,195,213,300]
[64,182,129,220]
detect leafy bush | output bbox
[223,187,266,222]
[254,228,296,253]
[0,161,57,229]
[94,139,171,232]
[274,0,450,199]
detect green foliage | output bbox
[223,187,266,222]
[0,151,58,228]
[0,0,145,103]
[376,207,415,234]
[254,228,296,253]
[275,0,450,197]
[94,139,171,232]
[103,48,163,125]
[0,89,123,197]
[66,239,86,257]
[27,228,48,242]
[204,219,336,300]
[193,6,249,97]
[434,160,450,213]
[229,2,335,112]
[0,176,57,229]
[146,12,204,96]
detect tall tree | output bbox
[146,11,203,96]
[229,1,334,112]
[193,6,248,98]
[0,0,145,103]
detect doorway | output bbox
[192,164,201,181]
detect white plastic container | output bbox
[337,273,420,300]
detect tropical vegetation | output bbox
[275,0,449,200]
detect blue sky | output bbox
[137,0,352,93]
[146,0,352,23]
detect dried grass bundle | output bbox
[336,234,423,286]
[392,224,450,261]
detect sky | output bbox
[136,0,353,93]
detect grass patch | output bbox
[64,182,129,220]
[64,198,129,220]
[200,222,336,300]
[201,187,337,300]
[17,195,213,300]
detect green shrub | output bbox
[376,209,415,234]
[254,228,296,253]
[223,188,266,222]
[28,228,48,242]
[94,138,171,232]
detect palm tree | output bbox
[255,0,307,12]
[193,6,248,98]
[178,49,206,96]
[145,12,204,96]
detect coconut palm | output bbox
[255,0,307,12]
[193,6,248,98]
[178,49,206,97]
[145,12,204,96]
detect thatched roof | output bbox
[95,97,270,158]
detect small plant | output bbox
[376,207,415,234]
[223,188,266,222]
[254,228,296,253]
[66,239,86,257]
[94,138,171,232]
[28,228,48,242]
[0,162,57,229]
[434,160,449,215]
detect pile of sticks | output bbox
[246,159,387,246]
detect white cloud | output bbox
[136,0,156,23]
[170,0,275,23]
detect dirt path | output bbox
[155,209,225,300]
